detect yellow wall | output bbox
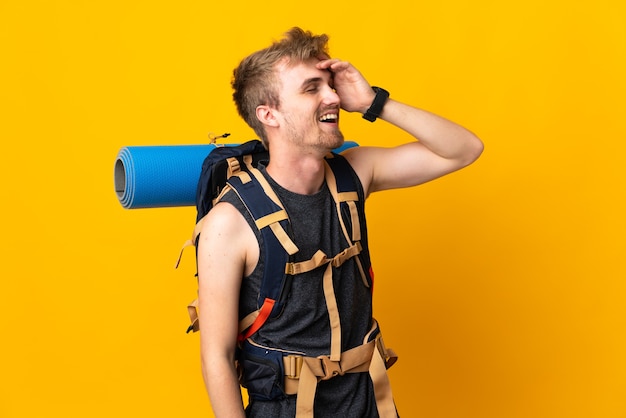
[2,1,625,417]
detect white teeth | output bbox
[320,113,338,122]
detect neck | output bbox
[266,147,327,195]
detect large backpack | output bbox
[178,138,399,417]
[179,139,368,336]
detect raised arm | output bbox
[197,202,258,418]
[317,59,484,195]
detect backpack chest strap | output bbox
[284,242,362,275]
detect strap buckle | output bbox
[319,356,344,380]
[285,355,303,379]
[376,335,398,369]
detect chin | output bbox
[321,131,344,150]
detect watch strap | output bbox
[362,86,389,122]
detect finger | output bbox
[317,58,348,71]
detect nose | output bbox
[322,85,340,106]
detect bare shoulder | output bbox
[197,201,259,279]
[341,146,382,197]
[200,201,249,242]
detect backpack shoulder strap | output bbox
[324,153,361,242]
[224,157,299,341]
[324,152,373,290]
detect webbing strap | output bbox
[293,360,317,417]
[285,249,327,275]
[186,299,199,333]
[324,161,361,243]
[347,200,361,242]
[241,164,299,256]
[230,167,251,185]
[284,243,361,275]
[225,157,241,178]
[283,242,362,363]
[336,191,359,201]
[242,154,254,167]
[291,339,376,417]
[324,160,369,290]
[369,345,397,417]
[185,299,275,337]
[330,242,362,267]
[255,209,288,229]
[268,223,299,255]
[238,310,260,334]
[175,239,194,269]
[284,327,397,418]
[238,298,275,342]
[322,263,341,361]
[246,160,286,213]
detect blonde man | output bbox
[198,27,483,417]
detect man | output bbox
[197,27,483,417]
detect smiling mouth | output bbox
[319,113,338,123]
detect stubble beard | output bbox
[285,116,345,151]
[320,127,344,150]
[294,128,344,151]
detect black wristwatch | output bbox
[362,86,389,122]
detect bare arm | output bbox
[197,202,258,418]
[317,59,484,195]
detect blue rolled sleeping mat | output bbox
[114,141,359,209]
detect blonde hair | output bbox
[231,27,330,147]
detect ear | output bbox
[256,105,279,128]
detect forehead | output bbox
[275,57,331,91]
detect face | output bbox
[272,58,344,150]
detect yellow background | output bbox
[1,0,625,417]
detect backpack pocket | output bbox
[237,341,287,401]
